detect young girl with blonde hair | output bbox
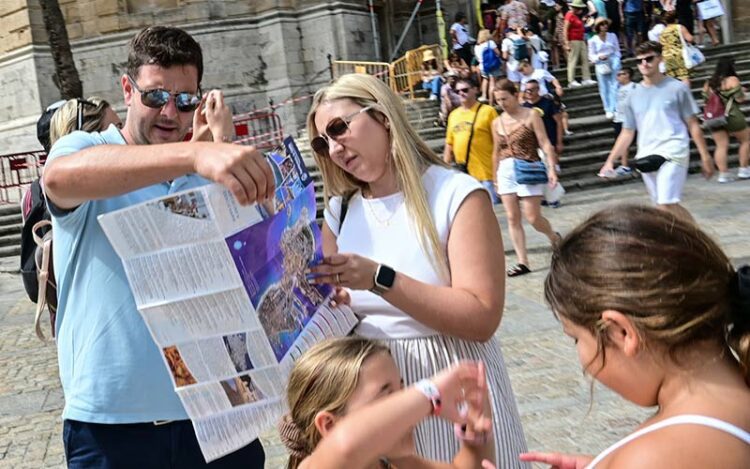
[279,337,493,468]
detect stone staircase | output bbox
[0,203,22,269]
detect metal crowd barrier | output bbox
[232,109,285,151]
[332,44,443,99]
[0,151,46,204]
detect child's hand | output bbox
[329,286,351,307]
[519,451,593,469]
[429,362,483,425]
[454,362,492,447]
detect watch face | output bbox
[376,265,396,288]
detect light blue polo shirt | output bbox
[47,124,211,423]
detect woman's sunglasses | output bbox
[310,106,373,156]
[76,99,96,131]
[127,75,202,113]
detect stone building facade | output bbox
[0,0,469,152]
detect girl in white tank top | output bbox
[499,205,750,469]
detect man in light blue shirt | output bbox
[43,26,274,468]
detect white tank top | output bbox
[586,414,750,468]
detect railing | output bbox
[232,109,285,151]
[332,44,443,99]
[331,60,392,88]
[0,151,46,204]
[391,44,443,98]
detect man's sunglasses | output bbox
[310,106,373,156]
[456,87,471,94]
[127,75,202,112]
[524,88,540,93]
[636,55,657,64]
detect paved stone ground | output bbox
[0,175,748,468]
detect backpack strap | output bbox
[335,191,354,236]
[32,220,54,341]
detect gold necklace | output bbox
[362,195,403,227]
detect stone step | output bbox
[0,204,20,217]
[0,212,23,227]
[563,73,750,117]
[0,233,21,248]
[0,223,21,236]
[0,244,20,259]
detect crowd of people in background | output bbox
[438,1,747,277]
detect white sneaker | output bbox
[569,81,582,88]
[564,129,574,136]
[738,166,750,179]
[605,111,614,120]
[614,165,632,176]
[582,79,597,86]
[717,172,735,183]
[429,94,438,101]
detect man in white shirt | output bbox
[599,41,714,221]
[450,12,475,67]
[518,60,564,97]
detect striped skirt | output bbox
[371,334,529,468]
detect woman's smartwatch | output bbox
[370,264,396,295]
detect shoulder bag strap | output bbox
[464,103,485,168]
[677,24,688,49]
[338,192,353,233]
[725,96,734,116]
[497,112,515,156]
[32,220,53,341]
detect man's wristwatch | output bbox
[370,264,396,295]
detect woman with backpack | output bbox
[702,57,750,183]
[475,29,503,105]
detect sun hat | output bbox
[569,0,587,9]
[422,49,436,62]
[594,17,612,31]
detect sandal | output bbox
[507,263,531,277]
